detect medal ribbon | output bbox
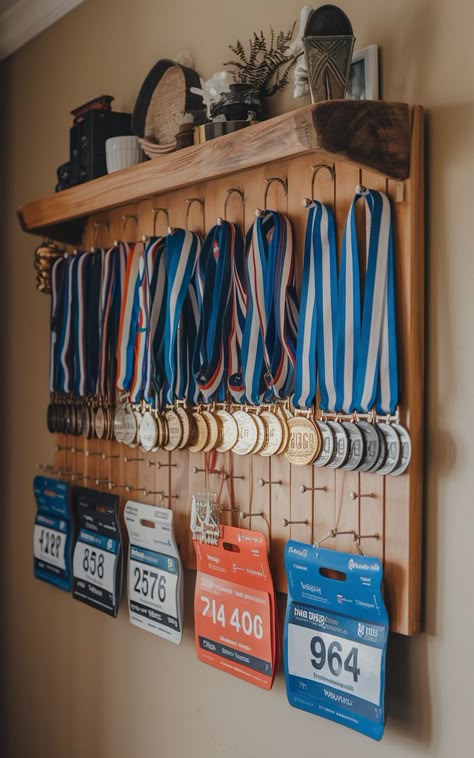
[293,202,338,410]
[58,254,78,394]
[116,242,144,394]
[194,221,241,402]
[49,256,67,394]
[142,236,167,407]
[336,189,398,414]
[242,212,297,404]
[164,229,201,404]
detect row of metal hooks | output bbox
[87,164,341,248]
[38,464,178,501]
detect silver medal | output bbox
[121,407,138,447]
[325,421,349,468]
[356,420,381,472]
[376,422,401,475]
[314,420,335,467]
[390,423,412,476]
[341,422,365,470]
[113,407,126,443]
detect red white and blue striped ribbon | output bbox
[164,229,201,404]
[194,221,241,402]
[116,242,143,394]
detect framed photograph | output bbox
[346,44,379,100]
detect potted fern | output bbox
[212,25,296,122]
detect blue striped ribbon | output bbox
[293,202,338,410]
[242,212,297,404]
[337,188,398,415]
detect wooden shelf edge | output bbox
[18,100,415,244]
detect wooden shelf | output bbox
[18,101,413,244]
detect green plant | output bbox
[224,24,296,97]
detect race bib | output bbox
[33,475,73,591]
[125,500,183,644]
[194,525,278,690]
[284,543,388,740]
[72,487,123,616]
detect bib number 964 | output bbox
[311,635,360,682]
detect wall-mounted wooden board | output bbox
[48,105,424,636]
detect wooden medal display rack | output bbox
[19,101,424,636]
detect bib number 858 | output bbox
[82,547,104,579]
[310,635,361,682]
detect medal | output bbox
[325,420,349,468]
[232,409,259,455]
[81,404,93,440]
[258,409,284,457]
[341,421,365,470]
[201,409,222,452]
[121,406,138,447]
[241,209,297,451]
[176,405,195,448]
[139,409,159,451]
[113,405,125,443]
[390,423,412,475]
[251,411,267,454]
[94,405,106,440]
[338,187,402,476]
[290,201,337,466]
[356,420,381,471]
[285,414,321,466]
[275,404,291,454]
[163,407,184,451]
[314,420,335,467]
[215,408,239,453]
[376,422,401,475]
[188,410,210,453]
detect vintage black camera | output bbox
[55,96,132,191]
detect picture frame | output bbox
[346,44,379,100]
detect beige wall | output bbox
[1,0,473,755]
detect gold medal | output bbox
[215,409,239,453]
[201,409,222,452]
[175,405,194,448]
[284,413,322,466]
[163,408,184,451]
[275,403,291,454]
[258,409,284,456]
[251,411,267,454]
[232,409,259,455]
[188,410,210,453]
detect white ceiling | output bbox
[0,0,86,60]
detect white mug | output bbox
[105,136,141,173]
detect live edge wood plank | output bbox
[18,101,412,244]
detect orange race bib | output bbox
[194,525,278,690]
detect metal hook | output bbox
[302,164,335,207]
[91,221,109,251]
[256,177,288,216]
[185,198,205,230]
[152,207,173,236]
[122,214,138,236]
[315,529,358,548]
[218,188,245,224]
